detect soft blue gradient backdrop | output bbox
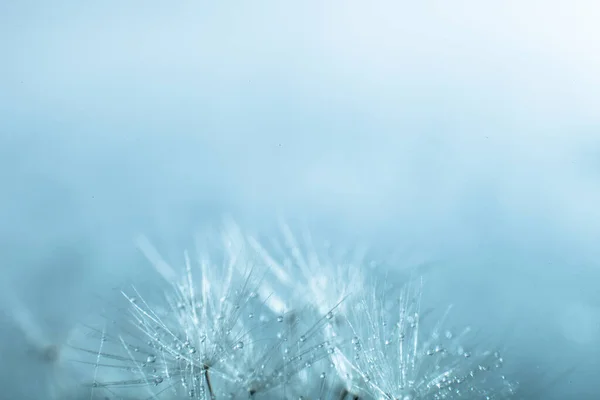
[1,1,600,398]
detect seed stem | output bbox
[339,388,359,400]
[204,367,215,399]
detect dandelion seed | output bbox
[332,278,514,400]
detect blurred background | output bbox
[1,0,599,398]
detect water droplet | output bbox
[235,341,244,350]
[277,316,284,322]
[326,311,333,319]
[146,355,156,363]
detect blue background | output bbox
[1,1,599,398]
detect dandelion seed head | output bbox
[64,219,523,399]
[332,279,513,400]
[72,230,343,399]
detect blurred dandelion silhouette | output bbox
[0,285,101,400]
[222,217,370,319]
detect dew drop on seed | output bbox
[326,311,333,319]
[320,372,326,379]
[277,316,284,322]
[248,313,254,319]
[146,355,156,363]
[351,336,360,344]
[299,335,306,342]
[235,341,244,350]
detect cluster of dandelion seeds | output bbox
[331,279,515,400]
[69,219,518,399]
